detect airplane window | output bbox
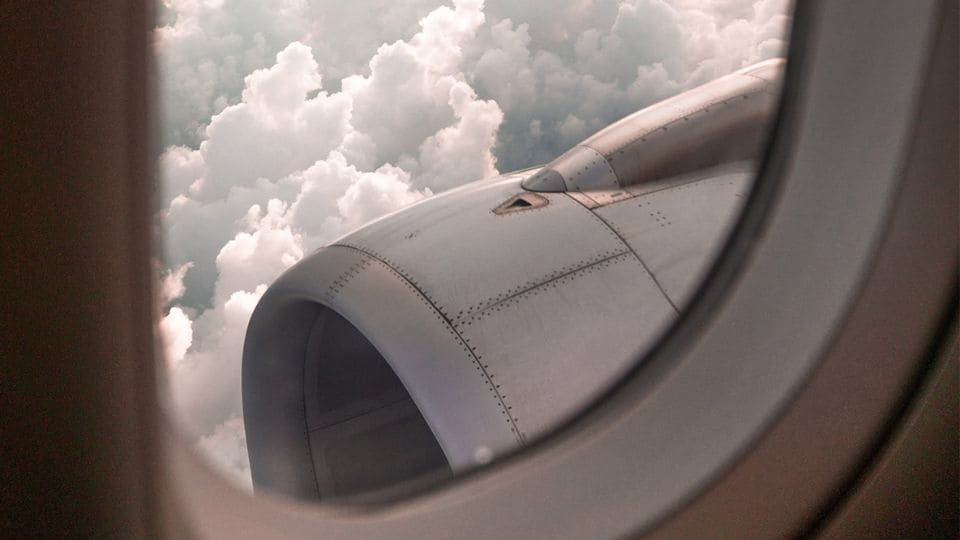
[154,0,794,501]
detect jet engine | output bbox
[242,59,783,501]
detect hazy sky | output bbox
[155,0,790,489]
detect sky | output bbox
[154,0,791,490]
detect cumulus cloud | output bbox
[414,81,503,191]
[157,0,505,489]
[155,0,791,489]
[159,262,194,305]
[197,415,253,490]
[214,201,303,300]
[464,0,791,169]
[159,307,193,368]
[155,0,314,148]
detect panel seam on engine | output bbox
[453,250,632,327]
[329,242,526,444]
[610,86,770,152]
[308,395,412,432]
[300,309,327,498]
[579,202,680,313]
[325,256,374,300]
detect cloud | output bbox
[157,0,504,489]
[155,0,792,490]
[188,43,352,203]
[413,81,503,191]
[159,306,193,368]
[168,284,266,441]
[214,200,303,301]
[155,0,314,148]
[159,0,497,307]
[462,0,791,169]
[159,262,194,305]
[196,415,253,490]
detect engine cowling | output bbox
[242,60,783,502]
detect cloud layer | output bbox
[155,0,790,490]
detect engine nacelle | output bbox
[242,60,783,501]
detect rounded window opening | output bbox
[154,0,794,502]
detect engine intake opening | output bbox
[303,308,450,500]
[243,299,450,502]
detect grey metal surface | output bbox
[247,154,710,479]
[594,163,752,306]
[242,245,360,499]
[244,243,516,476]
[245,157,748,497]
[457,251,674,438]
[540,145,620,191]
[321,245,522,468]
[244,68,770,501]
[523,59,782,192]
[337,171,626,317]
[301,307,449,499]
[492,192,549,215]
